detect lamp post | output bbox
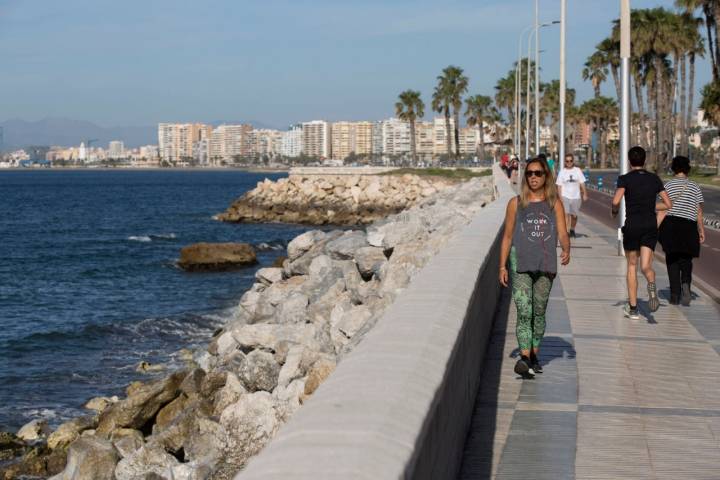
[619,0,631,255]
[516,25,535,157]
[535,0,540,156]
[559,0,567,168]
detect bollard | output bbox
[598,176,603,189]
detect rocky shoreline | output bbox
[1,174,494,480]
[216,173,459,225]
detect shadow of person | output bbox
[509,336,576,368]
[612,300,658,324]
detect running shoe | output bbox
[569,230,576,238]
[647,282,660,312]
[681,283,691,306]
[623,303,640,319]
[530,352,543,373]
[514,357,535,378]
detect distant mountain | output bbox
[0,118,156,150]
[210,120,281,130]
[0,118,282,150]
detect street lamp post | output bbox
[559,0,567,168]
[618,0,631,255]
[516,25,535,157]
[535,0,541,155]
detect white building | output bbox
[380,118,411,156]
[280,125,303,157]
[158,123,212,162]
[302,120,331,158]
[108,141,125,159]
[208,124,252,164]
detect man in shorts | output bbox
[611,146,672,319]
[556,153,588,238]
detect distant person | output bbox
[509,158,519,183]
[611,146,672,319]
[658,156,705,306]
[556,153,588,238]
[538,153,555,178]
[499,157,571,378]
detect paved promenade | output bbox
[459,214,720,479]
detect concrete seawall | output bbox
[236,165,514,479]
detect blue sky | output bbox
[0,0,712,128]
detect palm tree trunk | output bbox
[479,119,485,162]
[705,6,719,81]
[679,53,688,156]
[654,59,664,173]
[410,119,417,166]
[453,110,461,159]
[687,52,697,156]
[444,110,452,158]
[714,7,720,82]
[611,65,621,101]
[634,75,646,149]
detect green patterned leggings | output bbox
[510,247,554,351]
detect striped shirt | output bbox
[664,177,704,221]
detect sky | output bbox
[0,0,713,128]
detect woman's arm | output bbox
[499,197,517,287]
[554,200,571,265]
[655,190,672,211]
[698,203,706,244]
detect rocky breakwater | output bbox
[216,173,458,225]
[1,175,494,480]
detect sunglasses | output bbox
[525,170,546,178]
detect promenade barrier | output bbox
[289,166,491,176]
[236,165,515,479]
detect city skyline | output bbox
[1,0,711,128]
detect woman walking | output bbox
[658,156,706,306]
[499,157,571,378]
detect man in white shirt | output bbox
[556,153,588,238]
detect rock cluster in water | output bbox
[216,173,457,225]
[0,175,494,480]
[178,243,257,271]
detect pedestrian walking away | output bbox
[499,156,571,379]
[657,156,706,306]
[611,146,672,319]
[556,153,588,238]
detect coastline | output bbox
[0,166,291,173]
[1,172,495,480]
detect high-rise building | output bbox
[415,121,435,158]
[302,121,331,159]
[381,118,411,156]
[433,117,457,156]
[281,125,303,158]
[108,141,125,159]
[330,121,374,159]
[248,129,282,157]
[158,123,212,162]
[208,124,252,164]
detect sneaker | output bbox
[569,230,576,238]
[530,352,543,373]
[681,283,691,306]
[647,282,660,312]
[514,356,535,378]
[623,303,640,319]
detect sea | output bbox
[0,169,311,431]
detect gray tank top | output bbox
[512,198,558,274]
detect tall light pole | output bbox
[559,0,567,168]
[516,25,535,157]
[619,0,631,255]
[525,20,558,160]
[535,0,541,155]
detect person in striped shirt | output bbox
[658,156,706,305]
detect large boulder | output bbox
[354,246,387,279]
[17,419,50,442]
[51,437,119,480]
[178,243,256,271]
[96,370,187,436]
[231,323,319,353]
[325,231,368,260]
[0,431,28,461]
[47,416,97,450]
[114,443,178,480]
[109,429,144,459]
[239,350,280,393]
[303,357,336,397]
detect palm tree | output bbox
[465,95,499,161]
[580,97,618,169]
[395,90,425,166]
[435,65,468,159]
[699,80,720,174]
[432,84,453,159]
[582,52,609,98]
[676,0,720,81]
[541,80,576,157]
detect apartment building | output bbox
[158,123,212,162]
[108,141,124,159]
[249,129,283,156]
[415,121,435,158]
[329,121,373,160]
[280,125,303,157]
[302,121,331,158]
[433,117,457,156]
[381,118,411,156]
[208,124,253,164]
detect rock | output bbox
[255,267,283,285]
[354,246,387,279]
[179,368,206,397]
[261,275,308,307]
[239,350,280,393]
[17,419,50,442]
[154,394,188,432]
[52,436,119,480]
[274,291,309,324]
[84,396,119,414]
[378,262,412,296]
[276,344,305,389]
[110,429,144,459]
[48,416,98,450]
[213,373,247,416]
[0,431,28,461]
[366,230,384,247]
[274,378,306,421]
[183,416,225,464]
[286,230,323,261]
[171,461,214,480]
[96,370,187,436]
[218,392,280,472]
[303,357,336,397]
[114,444,178,480]
[178,243,257,271]
[231,323,319,353]
[214,331,239,357]
[331,305,373,351]
[136,361,166,373]
[325,231,368,260]
[200,370,228,398]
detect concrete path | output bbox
[459,215,720,480]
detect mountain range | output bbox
[0,118,280,150]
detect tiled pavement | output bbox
[459,215,720,480]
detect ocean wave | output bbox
[127,233,177,242]
[255,239,286,251]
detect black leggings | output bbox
[665,252,693,297]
